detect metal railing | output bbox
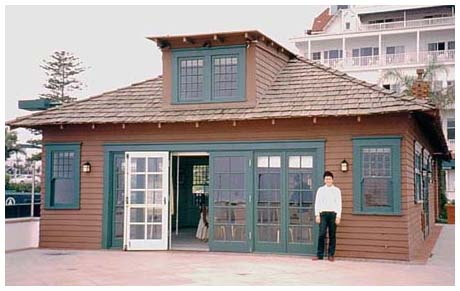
[313,49,454,69]
[359,16,455,32]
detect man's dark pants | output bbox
[316,211,337,259]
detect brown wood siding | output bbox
[255,42,289,99]
[40,113,427,260]
[404,115,439,260]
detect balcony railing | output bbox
[359,16,455,32]
[314,49,454,70]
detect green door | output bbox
[254,151,319,255]
[254,152,285,253]
[208,151,253,252]
[109,152,125,248]
[285,152,318,254]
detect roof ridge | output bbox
[7,76,163,125]
[294,56,435,111]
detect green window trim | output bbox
[352,136,401,215]
[171,45,246,104]
[44,143,81,209]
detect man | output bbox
[312,171,342,262]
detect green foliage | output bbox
[40,51,87,103]
[5,128,26,160]
[381,59,454,108]
[6,182,41,193]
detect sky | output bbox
[5,5,326,143]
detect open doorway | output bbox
[170,153,209,251]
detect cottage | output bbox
[7,30,450,261]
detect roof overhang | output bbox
[147,30,296,59]
[412,109,451,161]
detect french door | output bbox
[254,151,318,254]
[124,152,169,250]
[208,151,253,252]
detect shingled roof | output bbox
[7,55,435,128]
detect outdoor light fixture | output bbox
[82,162,91,173]
[340,159,349,172]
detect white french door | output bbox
[124,151,169,250]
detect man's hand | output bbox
[315,216,320,224]
[335,216,341,225]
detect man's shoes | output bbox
[311,256,323,261]
[328,256,335,262]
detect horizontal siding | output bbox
[40,113,418,260]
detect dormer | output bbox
[148,31,296,110]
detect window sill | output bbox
[352,211,403,216]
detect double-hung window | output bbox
[172,46,246,103]
[352,137,401,214]
[45,143,81,209]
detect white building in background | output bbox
[292,5,455,201]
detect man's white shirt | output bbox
[314,184,342,217]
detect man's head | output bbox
[323,171,334,186]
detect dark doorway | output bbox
[171,155,210,251]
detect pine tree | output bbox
[40,51,87,103]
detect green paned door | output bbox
[254,151,318,255]
[110,153,125,248]
[208,151,253,252]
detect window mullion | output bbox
[204,53,212,102]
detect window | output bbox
[45,143,81,209]
[414,142,423,203]
[312,52,321,60]
[382,84,391,90]
[352,137,401,214]
[428,42,446,51]
[323,49,343,59]
[447,118,455,140]
[448,41,455,50]
[345,22,350,30]
[179,58,204,101]
[172,46,246,103]
[386,46,405,55]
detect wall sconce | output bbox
[82,161,91,173]
[341,159,349,172]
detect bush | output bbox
[7,182,41,193]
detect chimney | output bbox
[411,69,430,98]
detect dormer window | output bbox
[172,46,246,104]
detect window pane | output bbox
[147,174,162,189]
[214,157,230,173]
[213,56,239,99]
[147,157,162,172]
[146,208,162,223]
[269,156,281,168]
[53,179,74,204]
[257,156,269,168]
[289,156,301,168]
[131,174,146,189]
[363,177,391,207]
[301,156,313,168]
[130,190,145,204]
[179,58,204,101]
[146,224,162,239]
[130,208,145,223]
[131,158,146,173]
[130,224,145,239]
